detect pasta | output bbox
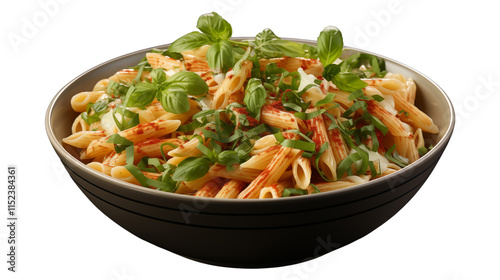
[63,12,438,199]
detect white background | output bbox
[1,0,499,279]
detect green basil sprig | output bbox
[207,40,234,73]
[126,69,208,114]
[250,28,310,58]
[317,26,343,67]
[243,78,266,119]
[168,12,235,72]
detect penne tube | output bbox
[63,130,107,149]
[184,173,212,191]
[250,135,278,156]
[215,180,246,199]
[87,162,104,173]
[71,114,90,134]
[175,182,196,195]
[237,147,301,199]
[392,93,439,134]
[194,181,221,198]
[83,119,181,160]
[311,175,370,193]
[374,167,399,179]
[406,78,417,105]
[93,79,109,92]
[292,156,312,190]
[305,108,337,181]
[413,128,425,150]
[110,166,160,186]
[259,180,294,199]
[240,145,280,170]
[71,91,106,112]
[183,54,211,73]
[168,135,205,157]
[146,53,182,71]
[261,105,299,130]
[211,60,252,109]
[366,100,411,137]
[322,115,349,165]
[209,164,263,183]
[109,69,149,83]
[362,78,406,96]
[394,135,420,163]
[107,138,184,166]
[167,156,187,166]
[259,57,324,77]
[331,90,354,109]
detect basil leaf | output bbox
[347,89,365,101]
[196,12,232,41]
[127,82,157,108]
[107,134,133,154]
[251,28,305,58]
[322,64,341,82]
[168,31,214,53]
[160,48,183,60]
[232,46,252,75]
[243,78,266,118]
[257,39,305,58]
[317,26,343,66]
[385,145,409,167]
[282,188,308,197]
[333,72,368,92]
[315,93,336,107]
[106,80,129,97]
[160,85,190,114]
[172,157,212,182]
[150,68,166,84]
[340,53,386,77]
[254,28,280,45]
[216,150,240,171]
[371,94,385,102]
[300,43,318,59]
[418,147,428,156]
[165,71,208,96]
[340,53,361,73]
[310,183,321,193]
[207,40,234,72]
[294,109,326,120]
[280,139,316,152]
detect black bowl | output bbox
[45,38,454,268]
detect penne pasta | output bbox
[237,147,301,199]
[63,131,107,149]
[292,156,312,190]
[83,119,181,160]
[261,105,299,130]
[71,91,106,112]
[64,14,439,199]
[194,181,221,198]
[215,180,246,199]
[259,181,294,199]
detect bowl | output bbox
[45,38,455,268]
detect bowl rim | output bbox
[45,37,455,206]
